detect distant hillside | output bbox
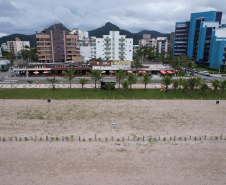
[137,30,170,39]
[0,34,36,48]
[45,23,69,31]
[88,22,170,45]
[0,22,170,47]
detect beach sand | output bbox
[0,99,226,185]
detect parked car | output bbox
[203,71,210,76]
[199,71,204,75]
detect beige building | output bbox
[7,37,30,56]
[36,24,79,63]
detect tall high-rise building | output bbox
[36,24,79,63]
[95,31,133,61]
[174,11,226,69]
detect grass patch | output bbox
[0,88,225,100]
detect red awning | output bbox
[167,71,173,74]
[142,71,147,73]
[138,71,143,73]
[174,70,178,72]
[128,70,132,73]
[160,70,166,74]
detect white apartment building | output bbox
[95,31,133,61]
[156,37,168,55]
[7,37,30,56]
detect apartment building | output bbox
[174,11,226,69]
[95,31,133,61]
[139,34,168,56]
[139,34,157,48]
[7,37,30,56]
[36,24,79,63]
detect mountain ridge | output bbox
[0,22,170,47]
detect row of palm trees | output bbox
[47,69,226,96]
[162,76,226,96]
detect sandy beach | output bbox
[0,99,226,185]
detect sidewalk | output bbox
[0,83,166,89]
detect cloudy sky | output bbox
[0,0,226,37]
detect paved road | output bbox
[0,70,225,88]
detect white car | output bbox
[203,71,210,76]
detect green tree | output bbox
[63,69,76,88]
[79,78,89,90]
[105,82,114,96]
[172,79,179,93]
[219,80,226,96]
[181,79,188,94]
[188,77,196,95]
[195,76,202,89]
[115,69,127,91]
[162,76,172,93]
[178,77,183,89]
[121,81,129,95]
[127,73,137,91]
[211,79,220,92]
[200,82,209,94]
[141,73,152,91]
[46,78,58,90]
[133,56,142,75]
[7,52,16,66]
[89,69,102,90]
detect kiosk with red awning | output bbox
[160,70,166,74]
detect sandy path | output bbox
[0,99,226,184]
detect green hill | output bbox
[0,34,36,48]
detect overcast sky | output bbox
[0,0,226,37]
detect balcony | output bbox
[105,52,111,55]
[119,47,125,50]
[119,52,125,55]
[105,47,111,50]
[119,39,125,41]
[104,43,111,46]
[104,38,111,41]
[119,43,125,46]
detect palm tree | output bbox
[200,82,209,94]
[121,81,129,95]
[211,79,220,92]
[7,52,16,67]
[88,69,102,90]
[63,69,76,88]
[172,79,179,93]
[141,73,152,91]
[181,79,188,94]
[79,78,89,90]
[133,56,142,75]
[195,76,202,89]
[105,82,114,96]
[115,69,127,91]
[219,80,226,96]
[46,78,58,90]
[178,77,183,89]
[187,77,196,95]
[162,76,172,93]
[127,73,137,91]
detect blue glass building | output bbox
[174,11,226,69]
